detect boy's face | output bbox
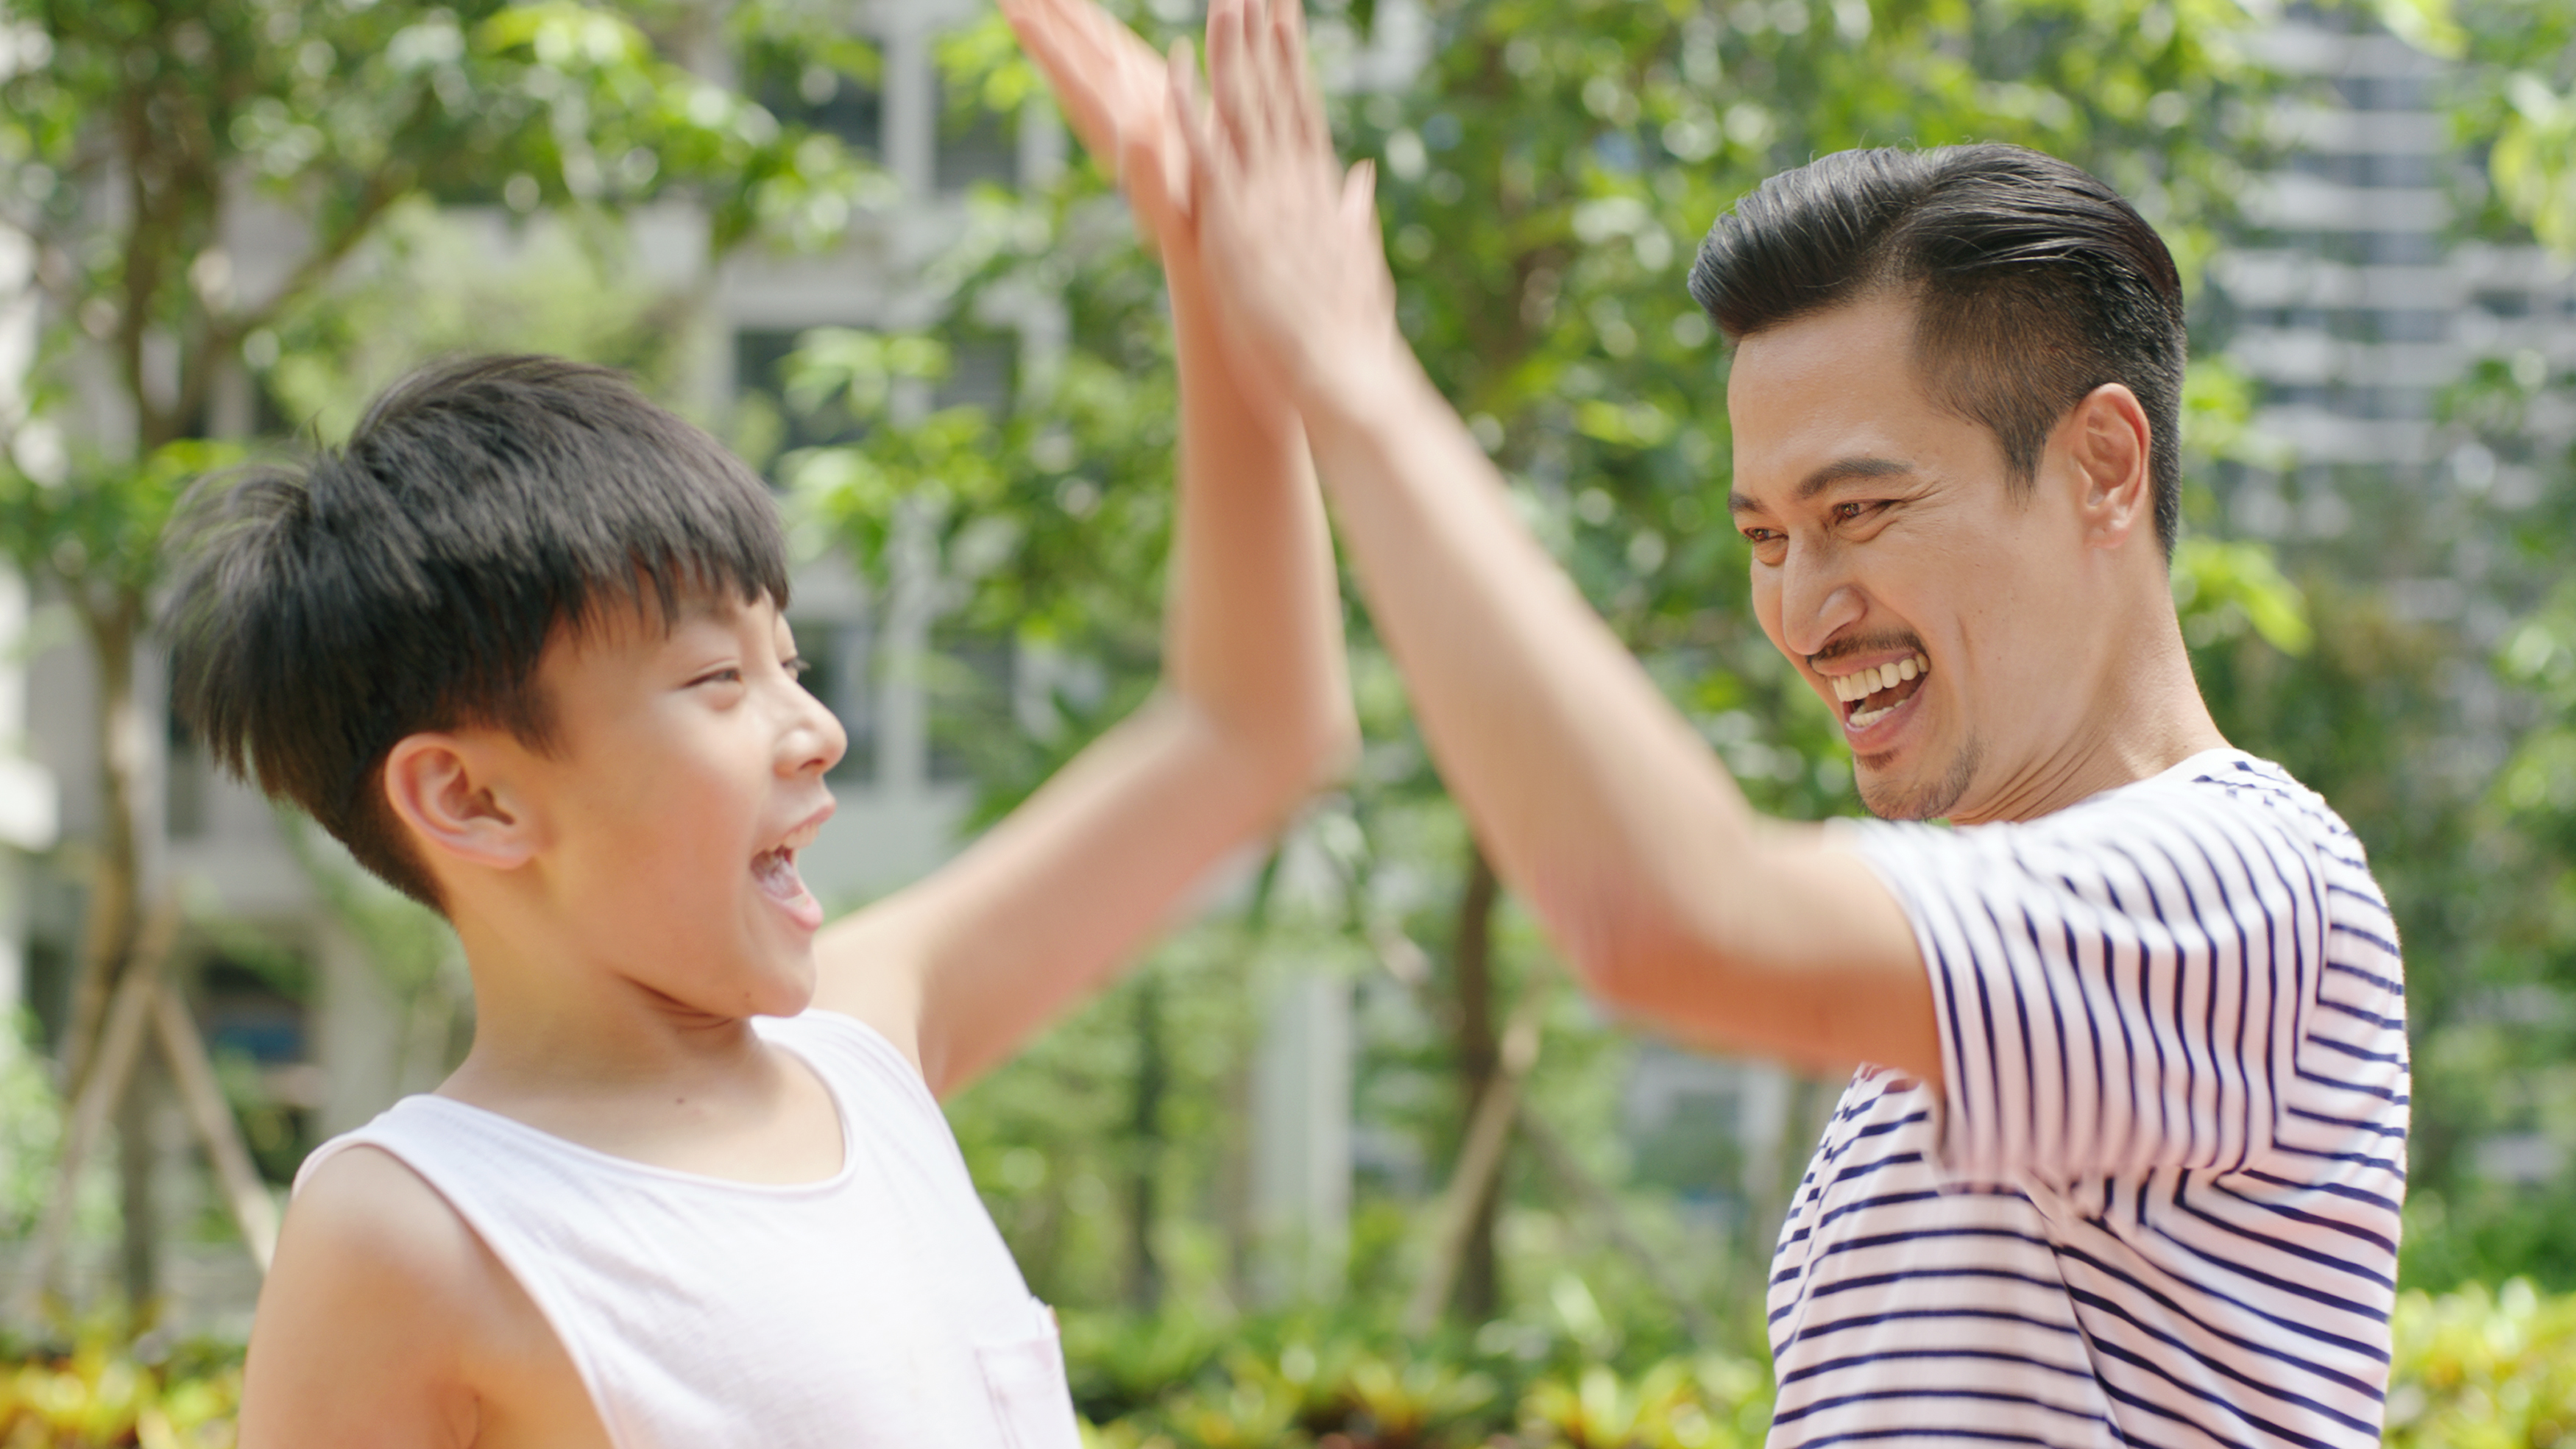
[1725,292,2105,823]
[515,589,846,1018]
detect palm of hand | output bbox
[1182,0,1398,408]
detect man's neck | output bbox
[1952,600,2229,826]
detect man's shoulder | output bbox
[1850,748,2378,923]
[2033,749,2355,862]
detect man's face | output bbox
[514,591,846,1018]
[1725,293,2096,822]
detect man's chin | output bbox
[1855,738,1980,822]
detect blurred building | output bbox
[2215,3,2574,754]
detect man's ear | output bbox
[382,732,538,873]
[2062,383,2154,550]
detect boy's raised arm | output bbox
[809,0,1354,1095]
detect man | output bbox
[1152,2,2409,1444]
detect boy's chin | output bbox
[737,969,819,1021]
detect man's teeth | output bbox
[1830,653,1931,715]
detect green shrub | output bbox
[23,1278,2576,1445]
[0,1331,240,1448]
[2389,1279,2576,1448]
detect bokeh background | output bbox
[0,0,2572,1442]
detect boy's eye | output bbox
[783,656,813,681]
[693,667,745,688]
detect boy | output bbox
[171,27,1348,1439]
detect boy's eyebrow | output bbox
[1727,456,1916,515]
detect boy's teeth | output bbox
[752,846,808,903]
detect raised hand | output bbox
[1000,0,1192,248]
[1174,0,1402,415]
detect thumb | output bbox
[1340,158,1379,241]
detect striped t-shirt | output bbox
[1767,750,2407,1449]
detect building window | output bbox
[746,42,883,159]
[938,69,1019,194]
[735,327,871,481]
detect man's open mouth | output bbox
[1830,653,1931,730]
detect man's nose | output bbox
[1778,542,1864,659]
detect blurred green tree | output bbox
[0,0,881,1311]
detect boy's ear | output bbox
[382,732,538,873]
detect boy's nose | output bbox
[784,687,849,776]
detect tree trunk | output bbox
[116,1053,160,1315]
[1124,971,1165,1312]
[62,600,141,1096]
[57,592,163,1312]
[1448,844,1503,1322]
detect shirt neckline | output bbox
[407,1024,862,1197]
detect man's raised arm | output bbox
[1172,0,1933,1077]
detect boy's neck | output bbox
[437,906,779,1112]
[428,910,847,1187]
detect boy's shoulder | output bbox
[289,1142,483,1283]
[247,1144,610,1446]
[240,1147,486,1442]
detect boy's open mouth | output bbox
[1830,652,1931,731]
[751,815,829,916]
[751,846,809,904]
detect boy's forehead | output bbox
[555,585,783,656]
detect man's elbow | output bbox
[1542,876,1733,1019]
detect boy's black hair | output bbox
[166,354,791,910]
[1687,144,2187,554]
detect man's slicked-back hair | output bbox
[166,354,791,910]
[1688,144,2187,553]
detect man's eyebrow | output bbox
[1797,456,1914,499]
[1731,458,1917,522]
[1727,457,1917,517]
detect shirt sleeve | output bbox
[1844,780,2332,1185]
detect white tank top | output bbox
[295,1010,1083,1449]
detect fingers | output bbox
[1170,37,1225,197]
[1004,0,1117,160]
[1340,157,1376,237]
[1207,0,1317,173]
[1203,0,1251,164]
[1273,0,1329,157]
